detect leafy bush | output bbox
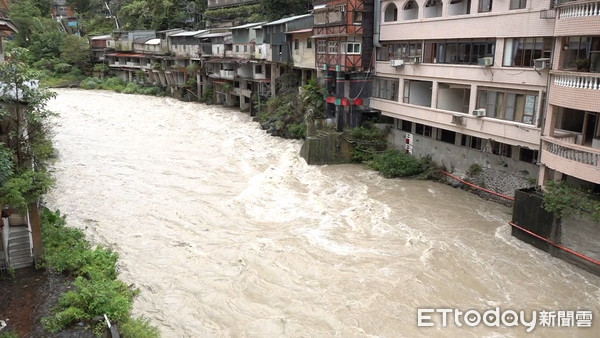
[0,169,53,212]
[40,208,158,335]
[368,149,424,178]
[122,82,141,94]
[120,316,160,338]
[543,181,600,221]
[80,77,102,89]
[201,87,214,104]
[288,123,306,139]
[53,63,72,74]
[350,125,389,163]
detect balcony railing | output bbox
[553,72,600,90]
[542,137,600,167]
[558,1,600,18]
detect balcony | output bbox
[555,1,600,36]
[550,71,600,112]
[220,70,235,79]
[541,136,600,184]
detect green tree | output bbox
[9,0,56,48]
[0,48,56,210]
[261,0,312,21]
[60,34,93,72]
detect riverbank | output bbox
[0,268,94,337]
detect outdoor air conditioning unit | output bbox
[473,108,486,117]
[478,57,493,66]
[534,58,551,70]
[390,59,404,67]
[451,114,465,126]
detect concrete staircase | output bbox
[8,225,33,269]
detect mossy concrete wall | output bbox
[512,189,600,276]
[300,130,353,165]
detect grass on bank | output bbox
[80,77,165,96]
[39,208,159,337]
[350,125,438,180]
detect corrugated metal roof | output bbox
[90,34,112,40]
[145,38,161,45]
[231,22,266,30]
[200,32,232,38]
[265,14,311,26]
[171,29,208,37]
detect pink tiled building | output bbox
[539,0,600,189]
[371,0,599,195]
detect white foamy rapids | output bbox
[46,89,599,337]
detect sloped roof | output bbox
[171,30,208,37]
[265,14,311,26]
[90,34,112,40]
[231,22,266,30]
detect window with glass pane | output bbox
[479,0,492,12]
[503,37,552,67]
[509,0,526,10]
[328,41,338,54]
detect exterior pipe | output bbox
[373,0,382,48]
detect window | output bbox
[477,88,537,124]
[404,80,433,107]
[437,83,470,114]
[384,4,398,22]
[510,0,526,10]
[436,39,495,65]
[307,39,312,49]
[438,129,456,144]
[415,123,433,137]
[317,40,327,54]
[562,36,600,72]
[519,148,538,163]
[503,37,552,67]
[403,1,419,20]
[235,45,240,52]
[385,41,422,61]
[460,135,483,150]
[448,0,471,15]
[397,119,412,132]
[373,77,399,101]
[354,11,363,23]
[328,40,338,54]
[479,0,492,12]
[424,0,443,18]
[294,39,299,50]
[255,65,262,74]
[344,42,361,54]
[244,45,248,52]
[491,141,512,157]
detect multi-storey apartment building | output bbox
[539,0,600,191]
[371,0,556,195]
[313,0,375,129]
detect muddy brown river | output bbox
[44,89,599,337]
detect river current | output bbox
[45,89,599,337]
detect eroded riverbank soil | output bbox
[0,267,94,337]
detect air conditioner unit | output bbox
[533,58,551,70]
[478,57,493,67]
[451,114,465,126]
[390,59,404,67]
[473,108,486,117]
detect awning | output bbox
[286,28,313,34]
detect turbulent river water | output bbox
[44,89,599,337]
